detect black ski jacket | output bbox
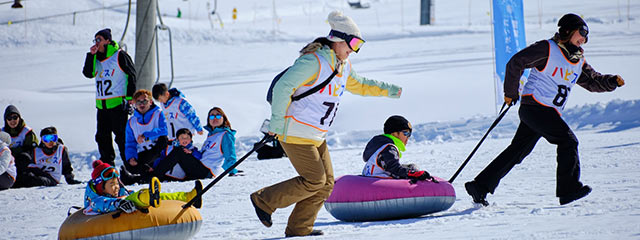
[362,135,413,179]
[504,37,620,105]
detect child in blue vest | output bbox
[84,160,202,215]
[152,83,204,141]
[152,128,212,181]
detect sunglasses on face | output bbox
[402,130,412,138]
[136,99,149,106]
[42,134,58,143]
[209,114,223,120]
[6,115,19,121]
[93,38,102,44]
[329,30,365,53]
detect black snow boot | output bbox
[465,181,489,206]
[559,185,592,205]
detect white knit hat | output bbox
[0,131,10,146]
[327,11,361,42]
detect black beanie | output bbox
[558,13,588,42]
[383,115,412,134]
[95,28,112,41]
[40,126,57,136]
[4,105,20,121]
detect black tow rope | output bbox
[448,102,511,183]
[182,134,275,209]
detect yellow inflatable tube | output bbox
[58,200,202,240]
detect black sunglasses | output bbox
[6,115,19,121]
[93,38,102,44]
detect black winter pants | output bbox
[125,137,168,176]
[0,172,15,190]
[11,168,57,188]
[95,106,128,167]
[153,148,212,181]
[474,104,583,197]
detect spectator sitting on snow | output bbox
[122,89,168,184]
[201,107,241,177]
[151,128,212,182]
[152,83,204,141]
[362,115,435,182]
[13,126,81,188]
[2,105,38,185]
[0,131,17,190]
[84,160,203,215]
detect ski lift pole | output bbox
[448,102,511,183]
[183,134,275,209]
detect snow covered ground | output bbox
[0,0,639,239]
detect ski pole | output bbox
[448,102,511,183]
[182,134,275,209]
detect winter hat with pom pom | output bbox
[91,160,117,195]
[327,11,362,42]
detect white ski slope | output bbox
[0,0,639,239]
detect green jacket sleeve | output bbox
[269,54,321,135]
[346,67,402,98]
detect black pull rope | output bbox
[182,134,275,209]
[448,102,511,183]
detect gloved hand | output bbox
[124,102,134,115]
[407,170,431,181]
[116,199,136,213]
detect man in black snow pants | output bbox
[465,13,626,206]
[82,28,136,167]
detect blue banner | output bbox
[492,0,527,109]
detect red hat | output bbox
[91,160,115,195]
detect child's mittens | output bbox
[116,199,136,213]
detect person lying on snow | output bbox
[362,115,436,183]
[83,160,203,215]
[150,128,212,182]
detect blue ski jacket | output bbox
[124,104,168,160]
[165,88,204,132]
[83,181,132,215]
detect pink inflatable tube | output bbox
[324,175,455,222]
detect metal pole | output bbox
[135,0,157,91]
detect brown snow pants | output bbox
[251,140,334,236]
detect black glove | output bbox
[124,102,133,115]
[116,199,136,213]
[407,170,431,181]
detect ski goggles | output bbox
[95,166,119,184]
[578,25,589,38]
[42,134,58,143]
[209,114,223,120]
[329,30,365,53]
[402,130,412,138]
